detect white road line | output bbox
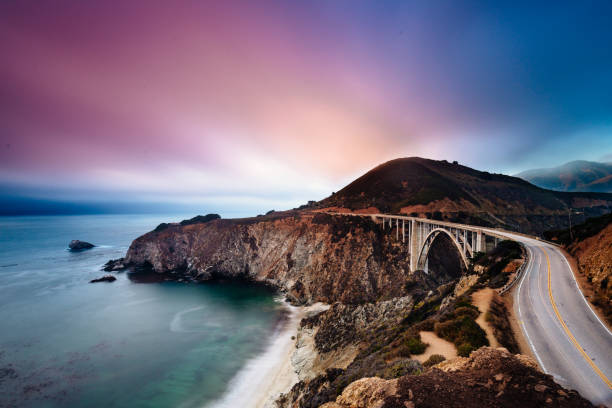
[515,244,548,373]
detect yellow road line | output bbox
[544,248,612,389]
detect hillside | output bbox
[516,160,612,193]
[317,157,612,234]
[545,213,612,324]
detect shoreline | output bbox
[206,298,305,408]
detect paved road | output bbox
[486,230,612,406]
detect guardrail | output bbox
[498,244,529,295]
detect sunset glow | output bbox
[2,1,612,214]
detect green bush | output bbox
[434,320,459,340]
[434,315,488,356]
[382,359,423,378]
[452,306,480,320]
[423,354,446,367]
[455,316,489,348]
[179,214,221,226]
[413,319,435,332]
[457,342,473,357]
[405,336,428,355]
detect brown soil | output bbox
[472,288,499,348]
[414,331,457,363]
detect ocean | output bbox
[0,215,289,408]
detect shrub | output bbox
[179,214,221,226]
[434,315,488,356]
[405,336,428,355]
[382,359,423,378]
[457,342,473,357]
[455,316,488,349]
[485,297,520,353]
[434,320,459,341]
[423,354,446,367]
[452,306,480,320]
[395,344,412,358]
[154,223,170,232]
[413,319,435,332]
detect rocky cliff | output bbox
[124,213,448,304]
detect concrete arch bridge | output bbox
[349,213,508,273]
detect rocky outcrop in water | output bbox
[90,275,116,283]
[103,258,126,271]
[69,240,94,251]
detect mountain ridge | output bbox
[515,160,612,193]
[316,157,612,234]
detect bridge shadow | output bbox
[423,232,466,283]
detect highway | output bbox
[487,230,612,406]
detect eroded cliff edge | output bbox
[124,212,445,304]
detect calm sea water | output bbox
[0,215,285,408]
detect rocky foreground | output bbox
[321,347,593,408]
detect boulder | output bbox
[90,275,116,283]
[103,258,126,271]
[69,240,94,251]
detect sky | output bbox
[1,1,612,215]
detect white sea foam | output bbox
[205,302,301,408]
[170,305,207,333]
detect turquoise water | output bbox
[0,215,285,408]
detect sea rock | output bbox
[69,240,95,251]
[103,258,126,271]
[90,275,116,283]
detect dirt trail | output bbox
[414,331,457,363]
[472,288,499,348]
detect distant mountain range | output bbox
[515,160,612,193]
[317,157,612,234]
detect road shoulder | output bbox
[558,247,612,334]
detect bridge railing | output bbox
[498,243,529,295]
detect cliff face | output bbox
[568,223,612,324]
[125,213,441,304]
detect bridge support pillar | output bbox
[396,219,399,241]
[410,219,419,272]
[476,230,486,253]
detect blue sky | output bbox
[1,0,611,215]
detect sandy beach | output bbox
[207,301,306,408]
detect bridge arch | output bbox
[416,228,470,273]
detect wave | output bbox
[169,305,207,333]
[205,302,300,408]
